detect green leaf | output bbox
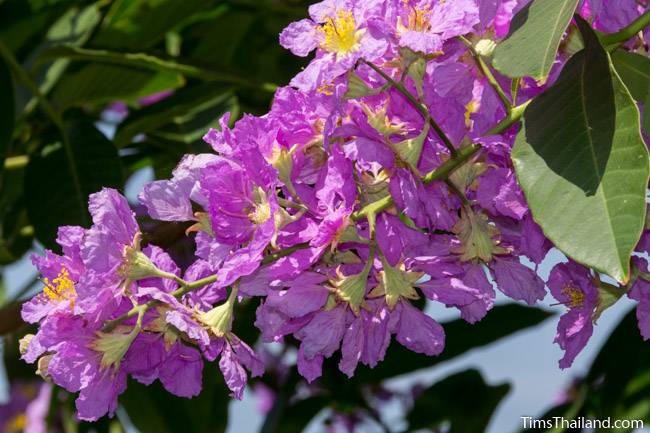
[120,362,229,433]
[0,52,14,179]
[645,94,650,135]
[611,50,650,102]
[0,168,32,265]
[353,304,552,383]
[0,0,76,56]
[90,0,212,50]
[39,46,249,85]
[586,308,650,415]
[114,83,236,147]
[25,115,124,247]
[407,369,510,433]
[493,0,580,78]
[51,62,185,108]
[511,17,649,283]
[271,395,328,433]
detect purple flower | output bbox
[23,226,85,323]
[488,256,546,305]
[476,167,527,220]
[627,257,650,340]
[418,263,495,323]
[394,300,445,355]
[0,381,51,433]
[391,0,479,54]
[139,153,219,222]
[280,0,389,91]
[548,261,599,369]
[200,160,280,287]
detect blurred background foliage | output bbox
[0,1,649,432]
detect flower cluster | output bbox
[20,0,650,421]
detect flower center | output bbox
[40,267,76,307]
[319,10,362,55]
[561,286,585,308]
[248,187,272,225]
[5,413,26,433]
[406,5,432,32]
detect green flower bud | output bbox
[475,39,497,58]
[90,326,139,370]
[199,285,239,337]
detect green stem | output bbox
[361,59,458,157]
[103,273,217,331]
[444,179,470,206]
[353,143,481,220]
[600,10,650,47]
[459,36,512,113]
[0,39,87,224]
[486,101,530,136]
[40,46,278,93]
[261,241,310,265]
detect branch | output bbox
[600,10,650,47]
[361,59,458,157]
[353,143,481,221]
[458,35,512,113]
[485,101,530,136]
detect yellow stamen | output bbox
[317,82,335,95]
[247,187,272,225]
[397,3,433,33]
[39,266,76,308]
[5,413,27,433]
[319,10,363,56]
[561,286,585,308]
[408,5,432,32]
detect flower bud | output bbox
[119,232,174,281]
[199,285,239,337]
[90,327,139,370]
[36,355,53,381]
[120,246,167,280]
[19,334,34,356]
[475,39,497,58]
[593,282,625,322]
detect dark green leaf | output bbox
[0,52,14,179]
[51,62,185,108]
[0,0,78,58]
[271,395,327,433]
[354,304,552,383]
[645,94,650,135]
[611,50,650,102]
[0,168,32,265]
[586,308,650,415]
[511,17,649,282]
[493,0,580,78]
[114,82,236,147]
[121,362,229,433]
[25,115,124,247]
[407,369,510,433]
[90,0,213,50]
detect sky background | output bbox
[1,167,648,433]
